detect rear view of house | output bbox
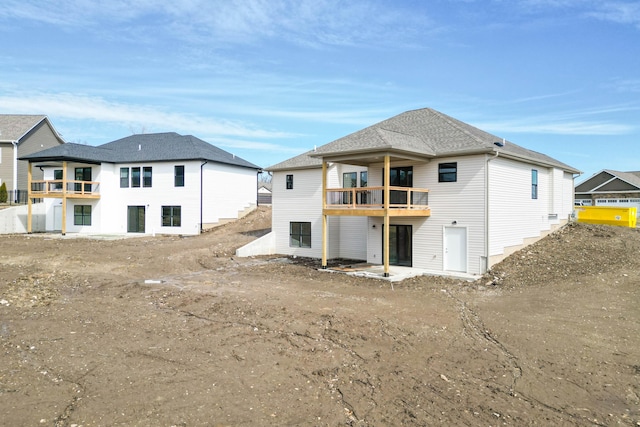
[266,108,580,276]
[0,115,65,203]
[20,132,261,236]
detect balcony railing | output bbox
[30,180,101,197]
[326,186,429,209]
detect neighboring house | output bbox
[20,132,260,235]
[0,115,65,202]
[575,169,640,216]
[258,181,272,205]
[266,108,580,277]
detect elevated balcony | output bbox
[30,180,101,199]
[324,186,430,217]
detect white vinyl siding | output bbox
[488,157,571,257]
[202,162,255,225]
[272,168,324,257]
[272,164,368,260]
[365,156,486,274]
[39,160,256,235]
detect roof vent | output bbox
[494,138,505,148]
[138,144,141,151]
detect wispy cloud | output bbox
[586,1,640,28]
[0,0,436,48]
[473,103,638,135]
[479,119,633,135]
[0,91,298,139]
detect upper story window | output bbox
[131,167,141,188]
[343,172,357,188]
[54,169,63,190]
[175,165,185,187]
[120,168,129,188]
[143,167,152,187]
[360,171,368,187]
[531,169,538,199]
[438,162,457,182]
[74,167,92,192]
[286,174,293,190]
[385,166,413,187]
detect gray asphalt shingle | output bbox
[20,132,260,170]
[268,108,580,173]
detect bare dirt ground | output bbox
[1,206,639,426]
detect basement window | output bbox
[162,206,181,227]
[74,205,92,226]
[290,222,311,248]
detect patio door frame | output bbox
[127,205,146,233]
[383,224,412,267]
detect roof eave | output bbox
[498,152,581,174]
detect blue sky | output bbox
[1,0,638,182]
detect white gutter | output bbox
[11,140,18,201]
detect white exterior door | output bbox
[444,226,467,272]
[53,205,63,231]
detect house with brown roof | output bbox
[0,115,65,202]
[255,108,580,277]
[575,169,640,217]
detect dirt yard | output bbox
[1,206,639,426]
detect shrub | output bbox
[0,182,7,203]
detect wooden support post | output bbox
[61,161,67,235]
[383,155,390,277]
[27,162,32,233]
[321,161,327,269]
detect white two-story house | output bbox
[266,108,580,277]
[20,132,260,236]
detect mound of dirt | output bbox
[1,210,639,426]
[481,222,640,288]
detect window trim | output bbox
[438,162,457,183]
[174,165,185,187]
[143,167,152,188]
[161,205,181,227]
[73,205,91,226]
[360,171,368,188]
[54,169,63,190]
[289,221,311,248]
[286,174,293,190]
[120,167,129,188]
[131,167,141,188]
[531,169,538,199]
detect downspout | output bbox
[485,150,499,273]
[200,160,208,233]
[11,141,18,202]
[256,170,261,207]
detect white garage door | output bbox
[595,198,640,218]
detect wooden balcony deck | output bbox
[324,186,430,217]
[30,180,101,199]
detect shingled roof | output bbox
[268,108,579,173]
[0,114,64,143]
[20,132,260,170]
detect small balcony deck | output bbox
[30,180,101,199]
[324,186,430,217]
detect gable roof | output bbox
[20,132,260,170]
[268,108,580,173]
[0,114,65,144]
[576,169,640,193]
